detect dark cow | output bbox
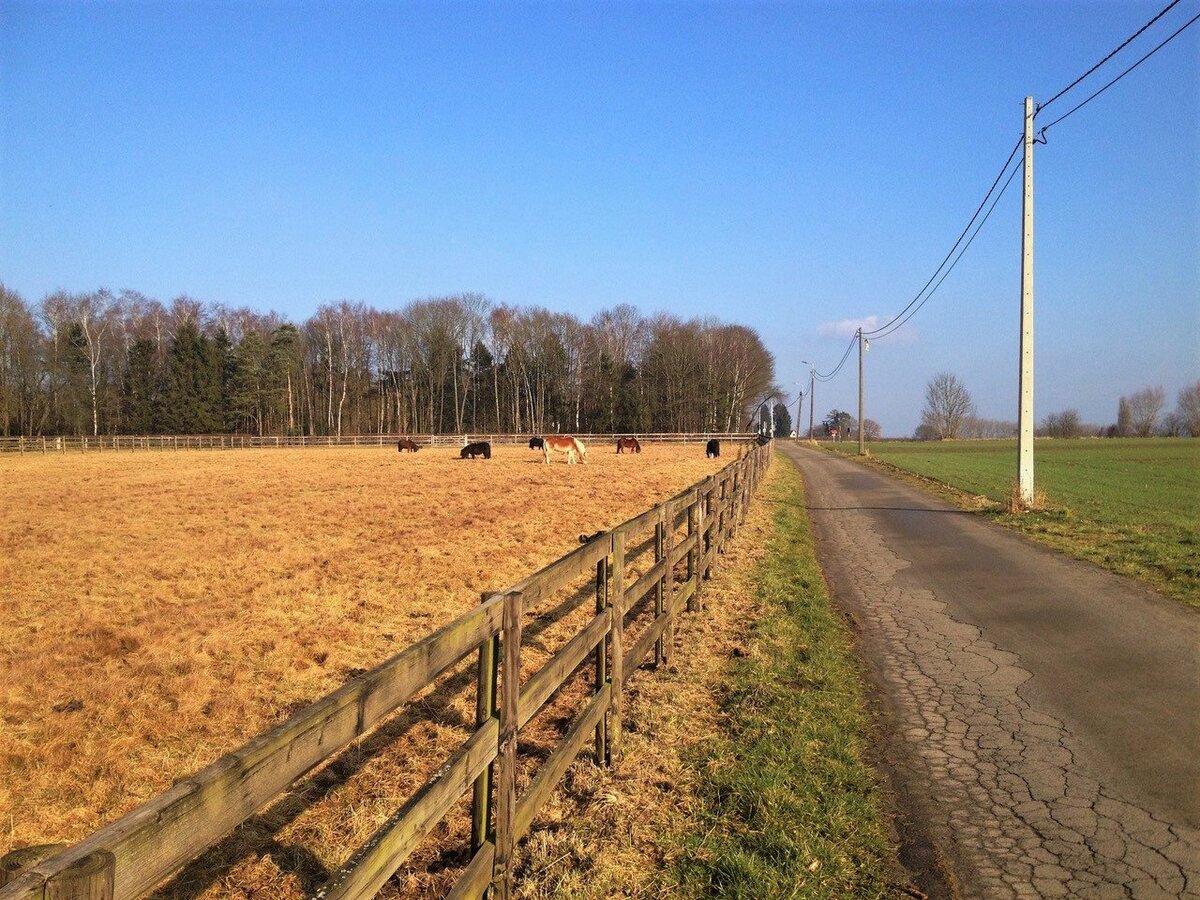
[396,438,420,452]
[706,439,720,458]
[460,441,491,460]
[616,437,641,454]
[529,436,545,450]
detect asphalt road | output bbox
[779,444,1199,900]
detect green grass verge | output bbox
[670,458,898,899]
[824,437,1200,609]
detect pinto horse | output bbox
[615,437,641,454]
[542,435,588,464]
[461,441,491,460]
[529,436,545,450]
[706,439,720,458]
[396,439,420,452]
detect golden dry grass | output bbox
[0,442,724,894]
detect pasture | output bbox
[826,438,1200,607]
[0,442,723,895]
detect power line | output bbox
[862,135,1023,338]
[871,150,1023,342]
[1037,0,1184,113]
[1038,10,1200,136]
[814,332,857,382]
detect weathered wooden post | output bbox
[686,497,698,612]
[44,851,114,900]
[608,530,626,762]
[653,509,666,667]
[492,589,523,899]
[0,843,66,886]
[594,553,608,764]
[472,595,500,857]
[662,501,675,664]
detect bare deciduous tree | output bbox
[920,372,974,439]
[1122,386,1166,437]
[1175,380,1200,437]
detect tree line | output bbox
[916,372,1200,440]
[0,285,776,438]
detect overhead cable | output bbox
[861,134,1023,339]
[1037,0,1183,113]
[1038,10,1200,136]
[871,150,1023,342]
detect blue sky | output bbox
[2,0,1196,435]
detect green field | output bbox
[825,438,1200,608]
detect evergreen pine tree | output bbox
[122,337,159,433]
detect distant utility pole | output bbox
[801,361,816,440]
[1018,96,1036,505]
[857,328,867,456]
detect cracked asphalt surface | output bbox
[780,444,1199,900]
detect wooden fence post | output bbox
[653,510,665,667]
[472,614,500,856]
[702,475,715,583]
[0,843,66,886]
[662,501,675,664]
[492,590,523,900]
[686,498,698,612]
[608,530,625,762]
[44,851,114,900]
[594,555,608,764]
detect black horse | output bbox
[706,439,720,458]
[529,436,544,450]
[461,441,491,460]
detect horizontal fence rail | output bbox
[0,433,755,454]
[0,440,774,900]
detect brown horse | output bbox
[397,439,420,452]
[542,435,587,464]
[616,437,641,454]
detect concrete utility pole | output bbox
[1018,96,1036,506]
[801,361,816,440]
[857,328,866,456]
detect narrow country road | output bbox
[779,444,1199,900]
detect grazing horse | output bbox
[615,437,641,454]
[578,530,605,544]
[529,436,545,450]
[706,438,720,458]
[542,435,588,464]
[396,439,420,453]
[460,441,491,460]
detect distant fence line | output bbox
[0,439,772,900]
[0,432,755,455]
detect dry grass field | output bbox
[0,442,724,895]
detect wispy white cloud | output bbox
[817,316,879,337]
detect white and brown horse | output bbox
[542,435,588,464]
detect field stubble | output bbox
[0,443,723,895]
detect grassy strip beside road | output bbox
[514,458,901,898]
[669,458,899,898]
[825,437,1200,609]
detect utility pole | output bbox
[1018,96,1036,506]
[857,328,867,455]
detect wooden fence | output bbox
[0,433,754,454]
[0,440,773,900]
